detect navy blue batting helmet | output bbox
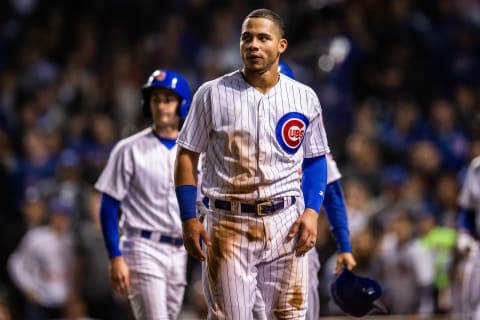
[278,60,295,79]
[330,268,386,317]
[141,69,191,120]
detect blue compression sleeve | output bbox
[99,193,122,258]
[302,155,327,213]
[457,208,477,237]
[323,180,352,253]
[175,185,197,221]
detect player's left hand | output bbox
[287,208,318,257]
[182,217,211,261]
[334,252,357,274]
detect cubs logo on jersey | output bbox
[276,112,309,154]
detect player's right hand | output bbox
[109,256,130,295]
[182,217,211,261]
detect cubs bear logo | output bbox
[276,112,309,154]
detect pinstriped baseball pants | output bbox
[201,203,308,320]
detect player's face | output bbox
[240,17,287,74]
[150,87,180,128]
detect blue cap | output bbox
[330,268,385,317]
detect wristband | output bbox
[176,185,197,221]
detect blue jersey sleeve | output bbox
[457,208,477,238]
[302,155,327,213]
[323,180,352,253]
[100,193,122,258]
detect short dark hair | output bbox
[245,8,285,37]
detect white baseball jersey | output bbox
[458,155,480,318]
[95,127,182,237]
[459,155,480,233]
[178,71,330,201]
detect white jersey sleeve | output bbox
[177,82,212,154]
[95,128,183,234]
[326,153,342,184]
[95,138,134,201]
[302,88,330,158]
[459,155,480,212]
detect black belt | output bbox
[213,196,296,216]
[140,230,183,247]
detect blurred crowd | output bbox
[0,0,480,319]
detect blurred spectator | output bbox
[416,206,457,314]
[378,208,436,315]
[342,177,377,237]
[426,98,470,172]
[7,197,75,320]
[74,112,118,184]
[39,148,90,222]
[13,129,56,198]
[378,94,429,165]
[408,139,442,180]
[342,132,384,195]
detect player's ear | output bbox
[278,38,287,54]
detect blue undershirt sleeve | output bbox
[99,193,122,258]
[323,180,352,253]
[302,155,327,213]
[457,207,477,237]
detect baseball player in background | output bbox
[252,61,356,320]
[457,154,480,320]
[174,8,355,319]
[94,69,191,320]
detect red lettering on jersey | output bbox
[282,119,306,148]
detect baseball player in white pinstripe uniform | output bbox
[95,69,191,320]
[174,9,355,319]
[457,154,480,320]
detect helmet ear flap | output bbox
[179,100,189,120]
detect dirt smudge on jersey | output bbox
[224,130,257,194]
[272,254,305,317]
[246,220,265,242]
[288,285,304,310]
[207,215,240,294]
[273,285,303,318]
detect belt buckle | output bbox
[256,201,273,216]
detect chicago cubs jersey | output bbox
[95,127,182,237]
[459,155,480,234]
[178,71,330,201]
